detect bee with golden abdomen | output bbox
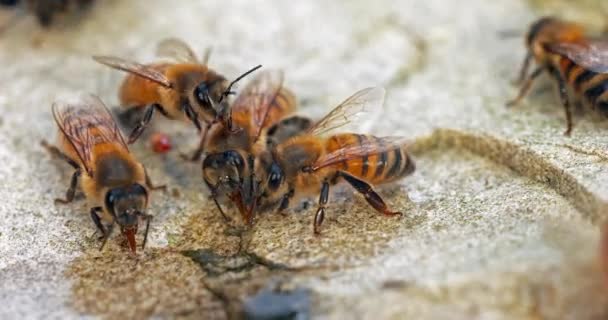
[508,17,608,135]
[1,0,93,27]
[42,94,164,253]
[206,87,415,233]
[92,38,261,144]
[200,69,312,219]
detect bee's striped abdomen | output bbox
[555,55,608,116]
[325,134,414,185]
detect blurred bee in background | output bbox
[42,94,164,253]
[508,17,608,135]
[0,0,93,27]
[208,87,415,233]
[201,69,312,219]
[93,38,261,144]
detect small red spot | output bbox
[150,133,171,153]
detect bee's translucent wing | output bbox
[307,87,385,136]
[93,55,173,88]
[548,40,608,73]
[156,37,199,64]
[311,136,408,171]
[231,69,292,140]
[52,94,128,176]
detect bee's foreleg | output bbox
[128,103,165,144]
[181,122,211,162]
[276,188,294,216]
[506,66,543,107]
[514,52,533,85]
[183,103,202,132]
[90,206,105,239]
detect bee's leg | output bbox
[313,180,330,235]
[276,189,294,216]
[212,196,231,222]
[99,222,115,251]
[90,206,105,240]
[514,52,533,85]
[555,73,574,136]
[181,122,211,162]
[42,141,83,203]
[338,171,402,217]
[41,140,78,169]
[205,181,231,222]
[54,169,81,204]
[128,103,165,144]
[144,167,166,191]
[183,103,203,132]
[140,213,153,250]
[506,67,544,107]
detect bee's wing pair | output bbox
[548,39,608,73]
[92,37,202,89]
[52,94,128,176]
[304,87,409,171]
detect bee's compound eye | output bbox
[268,163,283,191]
[194,82,213,110]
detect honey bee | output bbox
[42,94,164,253]
[92,38,261,144]
[508,17,608,135]
[200,69,311,218]
[208,87,415,233]
[1,0,93,27]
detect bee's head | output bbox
[192,78,229,120]
[104,183,148,253]
[527,17,584,56]
[526,17,557,48]
[202,150,247,198]
[192,65,262,124]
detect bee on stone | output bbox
[42,94,164,253]
[1,0,94,27]
[93,38,260,144]
[209,87,415,234]
[508,17,608,135]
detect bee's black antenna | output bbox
[140,212,152,250]
[219,64,262,103]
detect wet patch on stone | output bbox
[66,248,226,319]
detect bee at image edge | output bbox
[508,16,608,135]
[0,0,94,27]
[92,38,261,146]
[207,87,415,234]
[42,94,164,253]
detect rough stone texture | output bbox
[1,0,608,319]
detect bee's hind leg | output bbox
[338,171,402,217]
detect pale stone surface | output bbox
[1,0,608,319]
